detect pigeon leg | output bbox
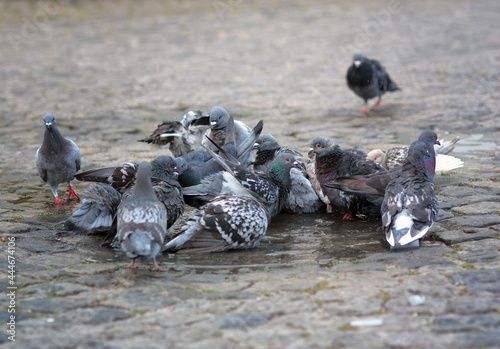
[361,105,370,113]
[124,260,138,269]
[151,259,168,272]
[67,185,79,201]
[342,212,352,220]
[372,97,382,109]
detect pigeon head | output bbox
[151,155,178,179]
[43,114,57,129]
[308,136,335,158]
[407,141,432,170]
[131,162,155,198]
[366,149,385,165]
[208,106,230,130]
[352,54,365,68]
[268,153,299,186]
[181,110,204,128]
[253,134,280,152]
[175,157,188,176]
[418,130,441,147]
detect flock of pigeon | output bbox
[35,55,465,270]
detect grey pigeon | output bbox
[381,141,439,251]
[200,107,252,159]
[309,136,386,219]
[138,110,210,157]
[346,54,400,113]
[36,113,81,204]
[253,134,323,214]
[117,162,168,270]
[163,194,269,253]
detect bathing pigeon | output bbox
[381,141,439,251]
[162,194,269,253]
[64,183,121,235]
[346,54,400,113]
[253,134,323,214]
[69,156,183,234]
[138,110,210,157]
[309,136,386,219]
[117,162,168,270]
[307,136,336,213]
[36,114,81,204]
[326,130,442,208]
[200,107,253,158]
[177,118,263,187]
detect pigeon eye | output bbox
[316,144,321,148]
[286,158,290,162]
[262,139,266,143]
[168,163,171,167]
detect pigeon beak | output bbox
[292,161,301,169]
[253,142,260,150]
[354,60,361,67]
[307,148,314,158]
[210,121,217,126]
[45,122,52,126]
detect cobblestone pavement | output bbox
[1,1,499,348]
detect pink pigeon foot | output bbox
[68,186,79,201]
[371,98,382,109]
[151,260,168,272]
[342,212,352,220]
[361,105,370,113]
[124,260,138,269]
[54,197,67,205]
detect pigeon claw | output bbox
[151,260,168,272]
[124,261,138,269]
[68,186,80,201]
[361,105,370,113]
[54,197,67,205]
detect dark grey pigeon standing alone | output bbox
[346,54,400,113]
[117,162,168,271]
[36,114,81,204]
[381,141,439,251]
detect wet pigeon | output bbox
[381,141,439,251]
[253,134,323,214]
[36,114,81,204]
[138,110,210,157]
[67,156,184,234]
[309,136,386,219]
[326,130,442,208]
[307,136,336,213]
[162,194,269,253]
[117,162,168,270]
[177,118,263,187]
[64,183,121,235]
[200,107,253,157]
[346,54,400,113]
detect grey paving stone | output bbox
[455,331,500,347]
[214,313,271,329]
[433,314,500,332]
[22,297,94,314]
[452,270,500,294]
[84,308,134,325]
[434,228,499,244]
[444,215,500,228]
[451,297,500,314]
[22,282,91,296]
[451,201,500,215]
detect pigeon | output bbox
[346,54,400,113]
[67,156,184,235]
[200,107,253,157]
[367,133,463,174]
[309,136,386,219]
[381,141,439,251]
[253,134,323,214]
[307,136,336,213]
[36,113,81,204]
[117,162,168,270]
[64,183,121,235]
[325,130,442,208]
[138,110,210,157]
[162,194,269,253]
[177,118,263,187]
